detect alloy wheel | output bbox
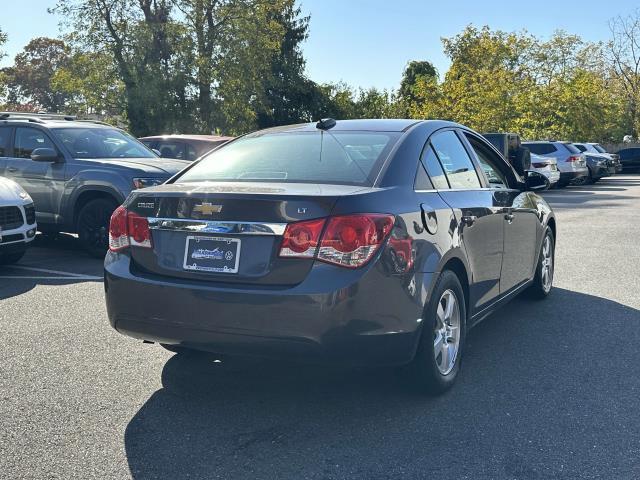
[433,289,461,375]
[541,235,554,293]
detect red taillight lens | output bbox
[566,155,581,162]
[109,206,129,252]
[318,214,395,268]
[279,218,326,258]
[108,207,152,252]
[127,211,152,248]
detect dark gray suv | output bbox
[0,113,189,256]
[105,119,556,394]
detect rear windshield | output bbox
[175,131,400,186]
[593,144,606,153]
[52,127,156,159]
[561,142,581,154]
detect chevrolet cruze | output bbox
[104,119,556,394]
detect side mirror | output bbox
[525,170,550,192]
[31,148,59,162]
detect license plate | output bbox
[183,236,241,273]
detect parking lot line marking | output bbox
[0,276,102,280]
[8,265,103,280]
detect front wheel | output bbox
[77,198,118,258]
[408,270,466,395]
[526,227,555,299]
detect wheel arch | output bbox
[72,188,124,230]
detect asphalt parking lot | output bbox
[1,175,639,479]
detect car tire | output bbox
[526,227,555,300]
[408,270,467,395]
[0,251,25,265]
[77,198,118,258]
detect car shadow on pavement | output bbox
[123,288,640,479]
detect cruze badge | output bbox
[194,202,223,215]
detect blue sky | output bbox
[1,0,637,90]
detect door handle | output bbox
[504,213,515,223]
[6,167,17,173]
[461,215,477,227]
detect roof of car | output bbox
[140,134,233,142]
[250,119,463,135]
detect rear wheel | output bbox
[408,270,466,394]
[526,227,555,299]
[0,251,25,265]
[77,198,117,258]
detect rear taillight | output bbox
[127,211,152,248]
[109,206,129,252]
[279,214,395,268]
[108,207,152,252]
[279,218,326,258]
[566,155,582,162]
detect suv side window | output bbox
[0,127,10,156]
[430,130,481,189]
[186,144,198,160]
[14,127,57,159]
[465,135,509,189]
[421,144,449,189]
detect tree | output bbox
[0,27,7,60]
[2,37,72,112]
[608,10,640,138]
[399,60,438,104]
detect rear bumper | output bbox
[559,171,587,183]
[104,253,428,365]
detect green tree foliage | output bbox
[1,37,72,111]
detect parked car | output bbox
[573,143,619,176]
[0,112,189,257]
[481,132,531,175]
[140,134,233,161]
[105,118,556,394]
[522,141,588,187]
[589,143,622,173]
[530,153,560,186]
[0,176,37,264]
[616,147,640,172]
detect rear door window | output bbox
[421,144,449,189]
[430,130,481,189]
[14,127,57,159]
[0,127,11,156]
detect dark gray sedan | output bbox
[104,119,556,394]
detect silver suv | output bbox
[522,141,588,187]
[0,113,189,256]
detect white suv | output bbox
[0,176,37,264]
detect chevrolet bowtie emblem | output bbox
[193,202,223,215]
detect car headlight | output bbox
[132,178,166,189]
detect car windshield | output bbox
[176,131,400,186]
[52,127,156,159]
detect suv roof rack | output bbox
[0,111,77,123]
[0,112,113,127]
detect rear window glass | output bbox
[524,143,556,155]
[574,144,587,152]
[176,131,400,186]
[593,144,606,153]
[561,143,581,154]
